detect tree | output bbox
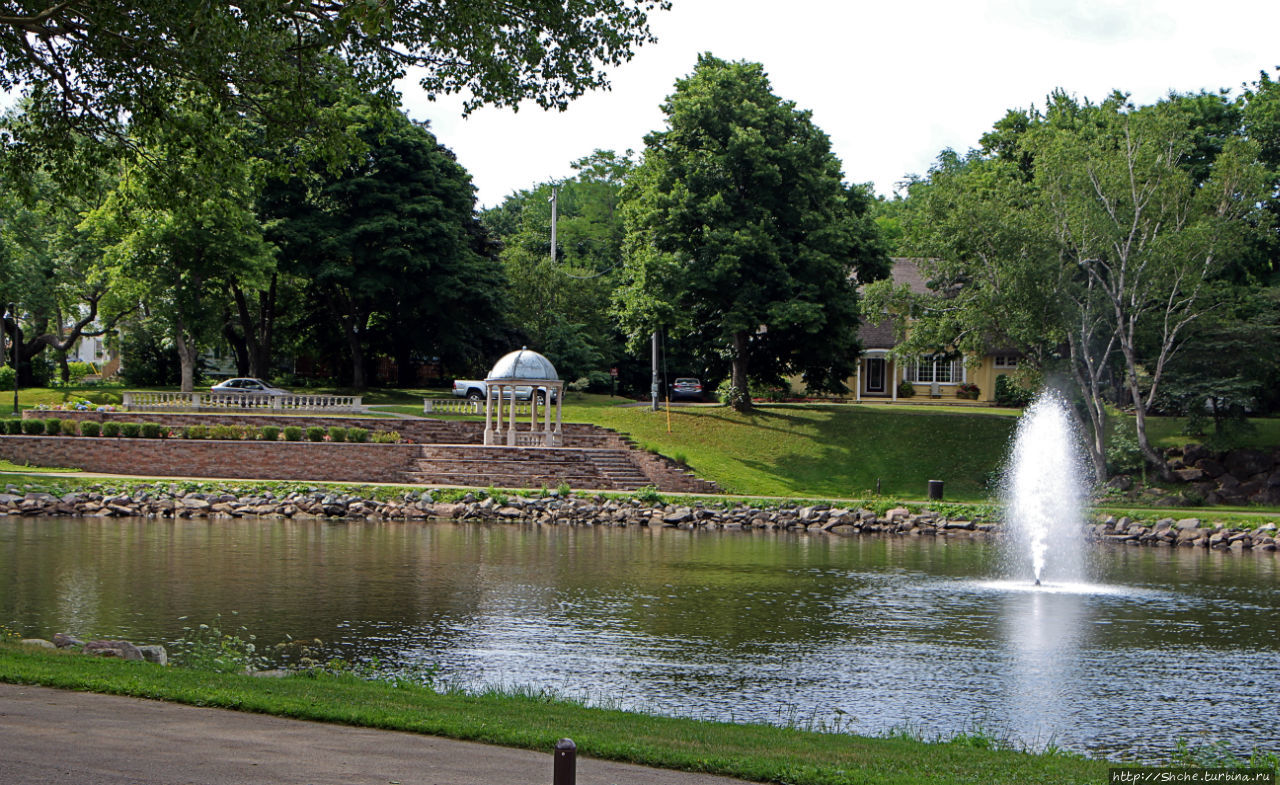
[0,158,132,383]
[484,150,634,383]
[1034,95,1270,476]
[877,90,1271,480]
[82,97,275,392]
[616,54,888,410]
[1,1,669,180]
[263,104,505,389]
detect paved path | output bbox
[0,683,753,785]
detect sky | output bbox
[403,0,1280,207]
[3,1,1277,209]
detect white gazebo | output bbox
[483,347,565,447]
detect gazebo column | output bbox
[484,385,494,444]
[554,387,563,446]
[506,385,517,446]
[544,388,553,444]
[530,386,540,441]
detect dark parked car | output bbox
[210,378,290,396]
[670,378,704,401]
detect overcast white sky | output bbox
[405,0,1280,207]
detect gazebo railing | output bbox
[422,399,482,415]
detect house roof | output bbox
[858,258,928,349]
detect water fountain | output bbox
[1002,390,1092,587]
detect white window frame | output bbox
[909,358,963,385]
[994,355,1019,369]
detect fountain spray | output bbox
[1003,390,1090,586]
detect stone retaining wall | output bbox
[1,484,1274,557]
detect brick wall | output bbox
[0,436,418,484]
[29,411,626,448]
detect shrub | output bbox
[0,366,13,390]
[66,361,94,383]
[956,382,981,400]
[21,419,45,435]
[80,421,101,437]
[260,426,280,442]
[120,422,141,438]
[140,422,163,439]
[182,425,208,440]
[347,427,368,443]
[211,424,246,440]
[4,419,21,435]
[283,426,303,442]
[994,374,1033,408]
[102,421,121,437]
[44,418,62,435]
[896,380,916,398]
[370,430,400,444]
[306,426,325,442]
[327,426,347,443]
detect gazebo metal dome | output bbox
[486,347,559,382]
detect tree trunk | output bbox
[174,319,199,393]
[346,327,365,390]
[223,321,250,376]
[1067,333,1108,483]
[730,330,751,411]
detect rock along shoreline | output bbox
[1,483,1276,554]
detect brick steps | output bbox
[407,446,651,491]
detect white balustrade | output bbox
[423,398,536,417]
[122,391,363,413]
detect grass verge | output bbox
[0,643,1107,785]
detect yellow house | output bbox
[792,258,1019,405]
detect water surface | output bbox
[1,518,1276,761]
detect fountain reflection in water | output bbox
[1002,390,1092,586]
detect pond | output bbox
[1,518,1277,762]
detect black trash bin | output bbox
[927,480,944,501]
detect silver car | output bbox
[210,378,290,395]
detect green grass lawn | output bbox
[0,643,1110,785]
[569,401,1015,501]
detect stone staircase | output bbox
[404,445,653,491]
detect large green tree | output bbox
[82,97,275,392]
[263,104,505,389]
[616,54,888,410]
[875,90,1271,480]
[1,1,670,180]
[484,150,634,383]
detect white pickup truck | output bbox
[452,380,557,402]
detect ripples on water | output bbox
[1,518,1277,761]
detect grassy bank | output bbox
[577,402,1016,501]
[0,642,1107,785]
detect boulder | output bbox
[1195,459,1226,479]
[52,633,84,648]
[1174,518,1201,530]
[138,645,168,666]
[83,639,144,661]
[20,638,55,649]
[1173,467,1204,483]
[1224,449,1274,478]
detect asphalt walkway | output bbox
[0,683,753,785]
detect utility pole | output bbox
[650,331,660,411]
[548,186,557,265]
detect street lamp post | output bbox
[4,303,17,415]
